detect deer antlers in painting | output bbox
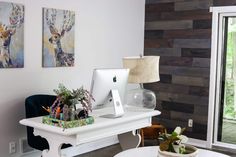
[0,3,24,68]
[45,8,75,67]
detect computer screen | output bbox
[90,68,129,117]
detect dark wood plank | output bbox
[162,101,194,113]
[163,29,211,39]
[146,10,211,22]
[174,39,211,48]
[189,86,209,96]
[146,3,174,12]
[193,19,212,29]
[145,30,164,39]
[192,58,210,67]
[144,82,189,94]
[172,75,209,87]
[154,118,191,132]
[144,39,173,48]
[160,74,172,83]
[160,56,193,66]
[145,20,193,30]
[170,111,208,124]
[160,66,210,77]
[158,92,209,105]
[161,10,211,21]
[175,0,213,11]
[181,48,211,58]
[144,48,181,56]
[157,110,171,119]
[194,105,209,115]
[145,12,162,22]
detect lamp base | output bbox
[127,88,156,109]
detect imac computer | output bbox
[90,68,129,118]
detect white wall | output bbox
[0,0,145,156]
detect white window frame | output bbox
[208,6,236,149]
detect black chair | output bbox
[25,95,70,151]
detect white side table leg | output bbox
[34,129,75,157]
[118,130,141,150]
[42,141,63,157]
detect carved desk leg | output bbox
[34,129,75,157]
[118,130,141,151]
[41,141,63,157]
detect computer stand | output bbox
[100,89,125,118]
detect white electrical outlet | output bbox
[188,119,193,127]
[9,141,16,154]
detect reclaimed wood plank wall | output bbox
[144,0,236,140]
[144,0,213,140]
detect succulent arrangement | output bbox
[53,83,93,111]
[158,127,188,154]
[43,83,94,121]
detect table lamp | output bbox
[123,56,160,109]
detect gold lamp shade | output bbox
[123,56,160,84]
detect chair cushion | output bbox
[25,95,70,150]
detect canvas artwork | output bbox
[0,2,24,68]
[43,8,75,67]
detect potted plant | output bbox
[158,127,198,157]
[42,84,95,128]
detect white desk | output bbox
[114,146,230,157]
[20,107,160,157]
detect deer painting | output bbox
[43,8,75,67]
[0,2,24,68]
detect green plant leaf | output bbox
[172,132,178,137]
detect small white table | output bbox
[114,146,230,157]
[20,107,160,157]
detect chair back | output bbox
[25,95,56,150]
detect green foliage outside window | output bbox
[224,30,236,119]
